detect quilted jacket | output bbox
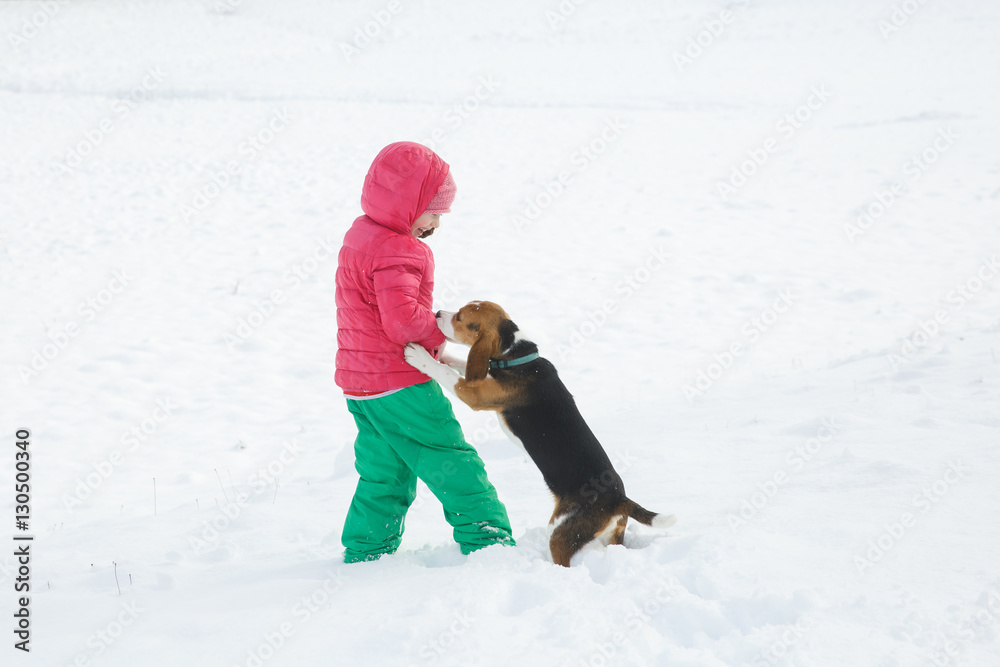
[335,142,449,392]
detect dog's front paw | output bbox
[405,342,460,395]
[404,342,436,371]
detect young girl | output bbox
[335,141,515,563]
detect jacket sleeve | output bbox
[371,235,447,350]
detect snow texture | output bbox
[2,1,999,666]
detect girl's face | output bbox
[411,212,441,238]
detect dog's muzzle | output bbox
[436,310,456,340]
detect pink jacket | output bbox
[335,142,449,393]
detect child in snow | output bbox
[335,141,515,563]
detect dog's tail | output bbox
[624,499,677,529]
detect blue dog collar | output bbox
[489,352,540,370]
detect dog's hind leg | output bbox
[549,515,592,567]
[608,514,628,546]
[549,509,620,566]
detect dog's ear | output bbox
[465,326,499,381]
[497,318,518,351]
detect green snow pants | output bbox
[341,381,514,563]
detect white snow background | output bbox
[2,1,999,665]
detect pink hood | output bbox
[335,143,450,393]
[361,142,450,233]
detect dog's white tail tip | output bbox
[651,513,678,529]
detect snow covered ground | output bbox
[2,0,999,665]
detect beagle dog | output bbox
[404,301,675,566]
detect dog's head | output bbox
[437,301,514,381]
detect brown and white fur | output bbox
[404,300,675,566]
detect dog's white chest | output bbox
[498,415,528,454]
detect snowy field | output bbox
[2,0,999,665]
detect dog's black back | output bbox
[490,322,626,506]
